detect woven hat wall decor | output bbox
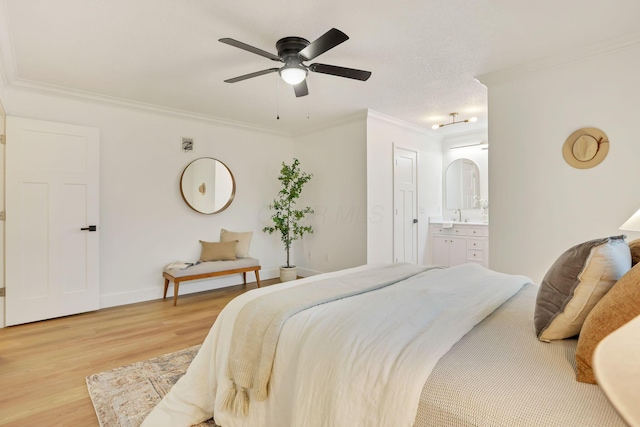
[563,127,609,169]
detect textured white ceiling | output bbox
[1,0,639,135]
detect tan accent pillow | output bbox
[199,240,237,262]
[534,235,631,342]
[575,262,640,383]
[220,229,253,257]
[629,238,640,266]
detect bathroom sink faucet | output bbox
[454,209,461,222]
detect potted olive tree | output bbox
[263,158,314,282]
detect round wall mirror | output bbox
[180,158,235,214]
[445,158,480,210]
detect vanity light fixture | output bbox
[449,141,488,150]
[432,112,478,130]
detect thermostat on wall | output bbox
[182,137,194,152]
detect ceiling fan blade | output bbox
[309,63,372,81]
[293,80,309,97]
[298,28,349,61]
[224,68,279,83]
[219,38,281,62]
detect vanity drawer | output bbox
[467,249,484,262]
[467,238,485,251]
[434,226,467,236]
[468,226,487,237]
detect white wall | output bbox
[482,43,640,284]
[3,88,294,308]
[366,110,443,264]
[292,114,368,275]
[0,73,5,100]
[442,129,489,222]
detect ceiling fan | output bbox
[219,28,372,97]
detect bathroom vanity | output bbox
[429,221,489,268]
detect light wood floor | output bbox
[0,278,277,426]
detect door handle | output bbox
[81,225,97,232]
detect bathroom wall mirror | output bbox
[445,158,480,209]
[180,157,235,214]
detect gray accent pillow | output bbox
[534,235,631,342]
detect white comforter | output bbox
[142,263,529,427]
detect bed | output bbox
[141,262,626,427]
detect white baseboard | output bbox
[100,268,280,309]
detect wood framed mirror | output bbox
[180,157,235,214]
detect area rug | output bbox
[86,345,217,427]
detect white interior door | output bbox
[6,117,99,326]
[393,147,418,263]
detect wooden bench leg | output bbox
[173,280,180,306]
[163,278,170,300]
[163,265,262,305]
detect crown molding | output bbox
[0,0,292,136]
[6,78,294,137]
[292,110,368,137]
[443,128,488,144]
[477,33,640,87]
[0,0,291,137]
[366,109,442,139]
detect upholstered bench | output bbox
[163,257,261,306]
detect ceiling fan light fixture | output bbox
[279,62,308,85]
[219,29,371,97]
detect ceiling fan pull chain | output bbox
[276,74,280,120]
[305,77,309,119]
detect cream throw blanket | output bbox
[222,263,434,415]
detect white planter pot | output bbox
[279,266,297,282]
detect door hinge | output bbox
[0,211,4,221]
[0,288,5,297]
[0,134,4,144]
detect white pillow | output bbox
[220,228,253,257]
